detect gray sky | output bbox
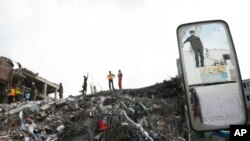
[1,0,250,97]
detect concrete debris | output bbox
[40,104,50,111]
[8,102,40,115]
[0,77,188,141]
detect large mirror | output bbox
[177,20,247,131]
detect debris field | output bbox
[0,77,188,141]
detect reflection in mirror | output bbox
[177,20,247,131]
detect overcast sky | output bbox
[1,0,250,97]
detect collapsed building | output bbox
[1,56,237,141]
[0,77,189,141]
[0,56,60,102]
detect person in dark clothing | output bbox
[2,88,8,104]
[58,83,63,99]
[93,85,97,93]
[31,82,38,101]
[82,73,89,95]
[107,71,115,90]
[184,30,204,67]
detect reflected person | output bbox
[184,30,204,67]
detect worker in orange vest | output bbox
[8,87,15,104]
[107,71,115,90]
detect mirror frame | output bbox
[176,20,248,131]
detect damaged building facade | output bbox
[0,56,60,102]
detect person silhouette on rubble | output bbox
[82,73,89,95]
[31,82,38,101]
[58,83,63,99]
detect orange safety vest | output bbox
[108,73,115,80]
[9,88,15,96]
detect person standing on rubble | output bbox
[31,82,38,101]
[82,73,89,95]
[94,85,97,93]
[107,71,115,90]
[8,87,15,104]
[0,88,3,103]
[24,92,30,102]
[90,84,93,94]
[15,85,21,102]
[118,70,123,90]
[58,83,63,99]
[0,87,7,103]
[1,87,8,104]
[20,84,25,102]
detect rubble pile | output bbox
[0,77,188,141]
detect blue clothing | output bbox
[24,93,30,101]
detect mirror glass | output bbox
[177,20,247,131]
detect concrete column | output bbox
[43,83,47,101]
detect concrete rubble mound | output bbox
[0,77,188,141]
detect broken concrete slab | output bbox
[40,104,50,111]
[8,102,40,115]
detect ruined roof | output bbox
[0,56,59,95]
[21,68,59,94]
